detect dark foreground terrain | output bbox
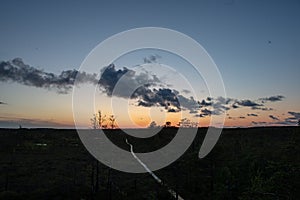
[0,127,299,200]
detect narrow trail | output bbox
[125,138,184,200]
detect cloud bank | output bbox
[1,58,291,121]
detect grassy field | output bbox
[0,127,299,200]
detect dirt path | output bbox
[125,138,184,200]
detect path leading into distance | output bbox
[125,138,184,200]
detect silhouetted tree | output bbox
[165,121,171,127]
[98,110,106,129]
[298,119,300,126]
[109,115,116,129]
[148,121,157,128]
[91,110,107,129]
[90,114,98,129]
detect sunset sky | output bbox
[0,0,299,128]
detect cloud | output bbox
[197,96,232,116]
[199,99,212,106]
[135,88,181,111]
[236,99,262,107]
[167,108,178,113]
[98,65,201,113]
[251,106,273,111]
[143,55,161,63]
[181,89,191,94]
[194,114,205,118]
[201,108,212,116]
[232,103,239,109]
[0,58,290,120]
[0,101,7,105]
[259,95,285,102]
[247,113,258,117]
[269,115,279,120]
[272,117,298,125]
[252,121,267,126]
[215,96,233,105]
[177,95,200,113]
[98,64,160,98]
[0,58,98,94]
[287,111,300,119]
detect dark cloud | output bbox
[177,95,200,113]
[0,58,98,94]
[194,114,205,118]
[215,96,233,105]
[181,89,191,94]
[189,110,198,114]
[135,88,180,111]
[97,65,202,113]
[191,97,233,116]
[252,121,267,126]
[273,121,294,125]
[201,108,212,116]
[259,95,285,102]
[211,99,230,113]
[232,103,239,109]
[98,64,160,97]
[0,59,289,119]
[269,115,279,120]
[97,64,201,113]
[287,111,300,119]
[199,99,212,106]
[247,113,258,117]
[284,117,298,124]
[272,117,298,125]
[167,108,178,113]
[143,55,161,63]
[251,106,273,111]
[0,101,7,105]
[236,99,262,107]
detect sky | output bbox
[0,0,299,128]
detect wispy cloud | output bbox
[247,113,258,117]
[287,111,300,119]
[0,101,7,105]
[259,95,285,103]
[269,115,279,120]
[181,89,191,94]
[251,106,273,111]
[252,121,268,126]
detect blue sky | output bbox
[0,0,299,128]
